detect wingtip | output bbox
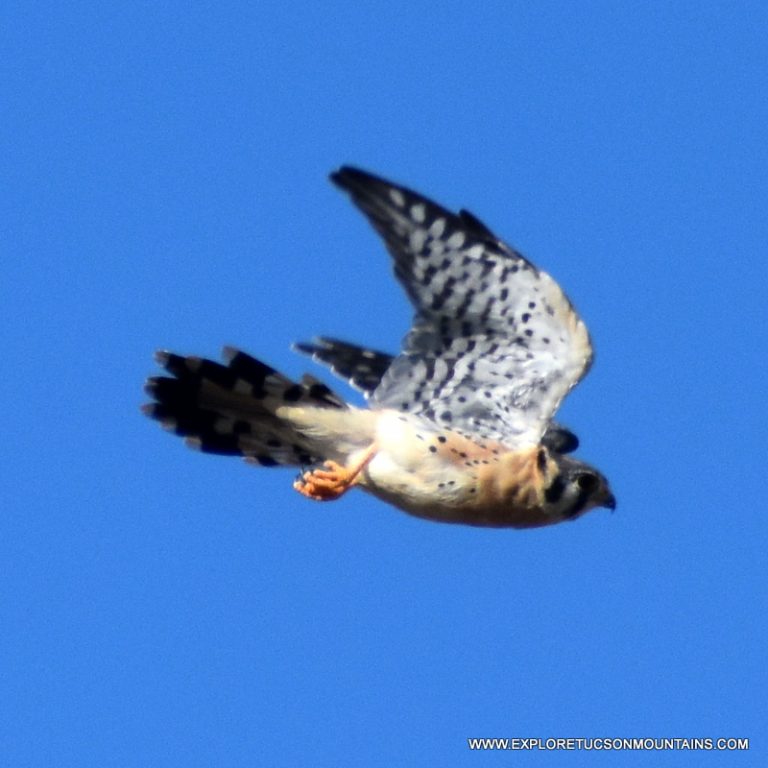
[331,163,361,177]
[329,165,383,191]
[329,165,352,187]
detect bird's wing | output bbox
[331,166,593,447]
[294,337,393,396]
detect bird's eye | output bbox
[576,473,598,492]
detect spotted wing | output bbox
[294,334,581,453]
[293,337,393,396]
[331,167,593,447]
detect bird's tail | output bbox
[143,347,353,467]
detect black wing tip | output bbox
[293,335,394,363]
[330,164,370,180]
[329,165,388,194]
[331,167,424,201]
[458,208,496,240]
[331,166,462,229]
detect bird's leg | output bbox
[293,444,377,502]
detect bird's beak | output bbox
[602,490,617,511]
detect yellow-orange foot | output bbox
[293,461,358,501]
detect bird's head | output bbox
[543,454,616,520]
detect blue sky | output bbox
[2,1,766,765]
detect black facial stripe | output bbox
[544,475,565,504]
[544,475,593,518]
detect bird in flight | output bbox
[144,167,615,527]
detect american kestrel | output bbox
[144,167,615,527]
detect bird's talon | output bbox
[293,460,355,501]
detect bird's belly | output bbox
[363,449,466,509]
[358,411,469,511]
[356,411,563,528]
